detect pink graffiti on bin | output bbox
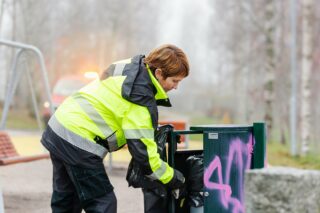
[204,134,254,213]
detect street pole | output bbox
[290,0,298,156]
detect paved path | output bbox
[0,159,143,213]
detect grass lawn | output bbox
[0,108,39,130]
[267,142,320,170]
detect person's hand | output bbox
[167,169,185,189]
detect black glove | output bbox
[167,169,185,189]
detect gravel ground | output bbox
[0,159,143,213]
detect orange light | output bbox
[43,101,50,108]
[84,71,99,79]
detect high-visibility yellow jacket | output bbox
[47,55,174,184]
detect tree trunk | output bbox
[300,0,313,156]
[264,0,276,138]
[0,0,5,28]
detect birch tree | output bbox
[263,0,276,138]
[300,0,313,156]
[0,0,5,28]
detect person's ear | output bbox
[155,68,163,80]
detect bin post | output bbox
[252,122,266,168]
[168,131,178,213]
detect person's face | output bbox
[155,69,185,92]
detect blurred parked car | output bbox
[42,72,98,125]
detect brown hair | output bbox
[144,44,189,79]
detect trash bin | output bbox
[167,122,266,213]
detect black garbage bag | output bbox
[143,188,168,213]
[186,154,204,207]
[126,125,174,204]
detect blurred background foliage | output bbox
[0,0,319,160]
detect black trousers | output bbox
[50,154,117,213]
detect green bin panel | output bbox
[168,124,266,213]
[205,128,252,213]
[190,124,265,213]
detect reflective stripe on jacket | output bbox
[48,55,174,184]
